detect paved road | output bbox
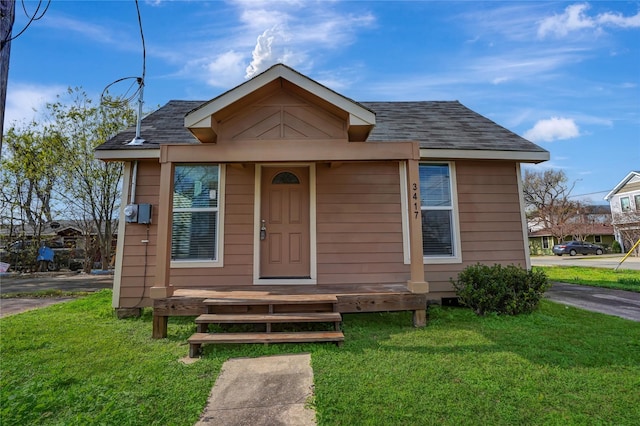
[546,282,640,322]
[531,254,640,270]
[0,272,113,318]
[0,272,113,294]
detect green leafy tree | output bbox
[49,88,135,271]
[1,122,64,266]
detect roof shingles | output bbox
[97,100,546,155]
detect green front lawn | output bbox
[535,265,640,292]
[1,290,639,425]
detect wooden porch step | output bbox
[202,294,338,305]
[188,331,344,345]
[195,312,342,324]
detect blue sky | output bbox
[6,1,640,204]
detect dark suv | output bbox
[552,241,604,256]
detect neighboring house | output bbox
[95,64,549,335]
[0,221,85,271]
[605,171,640,254]
[0,221,84,249]
[528,223,615,255]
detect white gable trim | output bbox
[605,171,640,201]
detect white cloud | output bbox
[44,15,116,44]
[245,25,305,79]
[524,117,580,142]
[205,51,247,88]
[238,2,374,82]
[4,83,65,128]
[164,2,375,89]
[538,3,640,39]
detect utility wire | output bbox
[568,190,611,198]
[2,0,51,46]
[100,0,146,108]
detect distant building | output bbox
[605,171,640,254]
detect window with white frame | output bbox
[171,164,220,261]
[635,194,640,211]
[621,196,631,212]
[419,163,457,258]
[542,236,551,249]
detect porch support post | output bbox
[150,158,174,300]
[151,159,174,338]
[406,156,429,327]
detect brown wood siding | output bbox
[219,89,346,142]
[316,162,410,286]
[425,160,527,300]
[119,160,159,307]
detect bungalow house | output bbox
[96,64,548,349]
[605,171,640,254]
[528,223,615,255]
[527,204,615,255]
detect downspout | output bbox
[130,160,138,204]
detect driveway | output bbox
[0,272,113,318]
[546,282,640,322]
[531,254,640,270]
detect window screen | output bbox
[419,163,455,257]
[171,165,220,261]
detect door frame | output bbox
[253,163,317,285]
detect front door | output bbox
[260,167,310,278]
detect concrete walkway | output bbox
[196,353,316,426]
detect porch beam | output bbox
[160,140,419,164]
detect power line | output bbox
[1,0,51,47]
[100,0,146,109]
[568,190,611,199]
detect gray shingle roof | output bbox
[96,99,546,154]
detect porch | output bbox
[152,284,428,345]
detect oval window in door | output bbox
[272,171,300,184]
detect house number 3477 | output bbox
[412,183,420,219]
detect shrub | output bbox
[451,264,550,316]
[612,240,622,254]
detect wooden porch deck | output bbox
[152,284,428,338]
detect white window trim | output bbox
[253,163,317,285]
[420,161,462,264]
[620,196,631,212]
[170,164,225,269]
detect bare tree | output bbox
[49,88,135,270]
[523,169,579,242]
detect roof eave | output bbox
[419,148,550,163]
[94,148,160,161]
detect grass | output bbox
[534,265,640,292]
[2,290,639,425]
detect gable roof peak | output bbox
[604,171,640,201]
[184,64,376,143]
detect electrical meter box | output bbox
[124,203,152,224]
[137,203,152,224]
